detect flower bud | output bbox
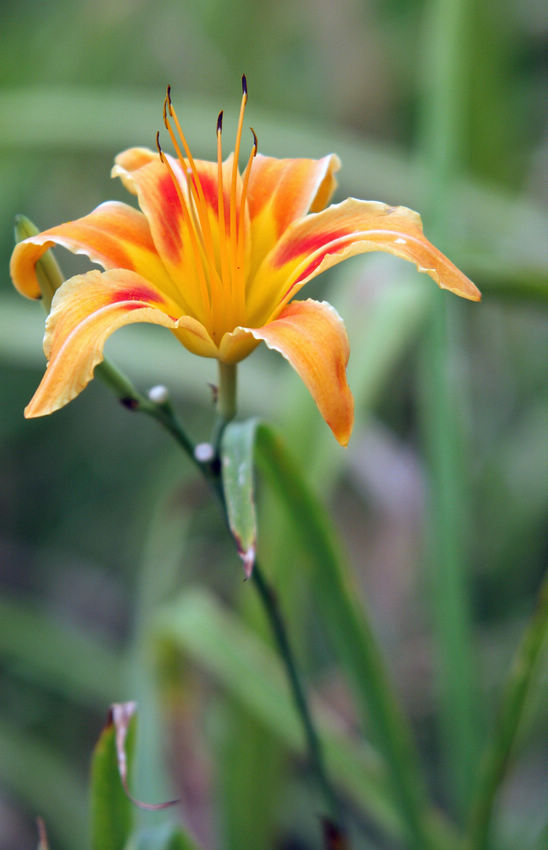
[14,215,64,312]
[194,442,215,463]
[148,384,169,404]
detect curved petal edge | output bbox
[25,269,179,418]
[235,298,354,446]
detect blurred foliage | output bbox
[1,0,548,848]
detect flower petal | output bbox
[112,148,249,331]
[230,298,354,446]
[246,198,481,325]
[25,268,213,418]
[246,154,341,277]
[10,200,181,305]
[112,149,200,303]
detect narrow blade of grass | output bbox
[464,571,548,849]
[417,0,483,814]
[255,425,455,850]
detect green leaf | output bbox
[220,418,261,577]
[90,703,137,850]
[217,419,448,845]
[464,570,548,849]
[216,701,284,850]
[254,424,456,849]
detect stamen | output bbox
[155,130,212,323]
[163,89,224,307]
[155,131,164,161]
[237,127,258,293]
[165,88,212,225]
[229,77,248,295]
[216,111,231,312]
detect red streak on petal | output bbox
[294,236,355,284]
[122,302,151,311]
[195,172,217,209]
[109,285,163,306]
[274,227,351,269]
[196,170,231,230]
[157,172,184,261]
[158,171,181,211]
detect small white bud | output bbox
[194,442,215,463]
[148,384,169,404]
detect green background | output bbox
[1,0,547,847]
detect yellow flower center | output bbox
[156,76,257,345]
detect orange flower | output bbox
[11,78,480,445]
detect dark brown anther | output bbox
[241,74,247,96]
[166,84,173,115]
[217,110,223,133]
[250,127,258,153]
[155,131,165,162]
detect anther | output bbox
[166,84,173,114]
[217,110,223,134]
[155,131,165,163]
[250,127,258,153]
[241,74,247,97]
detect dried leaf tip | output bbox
[241,545,256,579]
[217,110,224,133]
[37,817,50,850]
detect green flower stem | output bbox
[153,414,346,837]
[87,366,345,839]
[217,361,237,422]
[463,570,548,850]
[250,561,343,829]
[210,361,238,453]
[93,360,146,405]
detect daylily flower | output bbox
[11,77,480,445]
